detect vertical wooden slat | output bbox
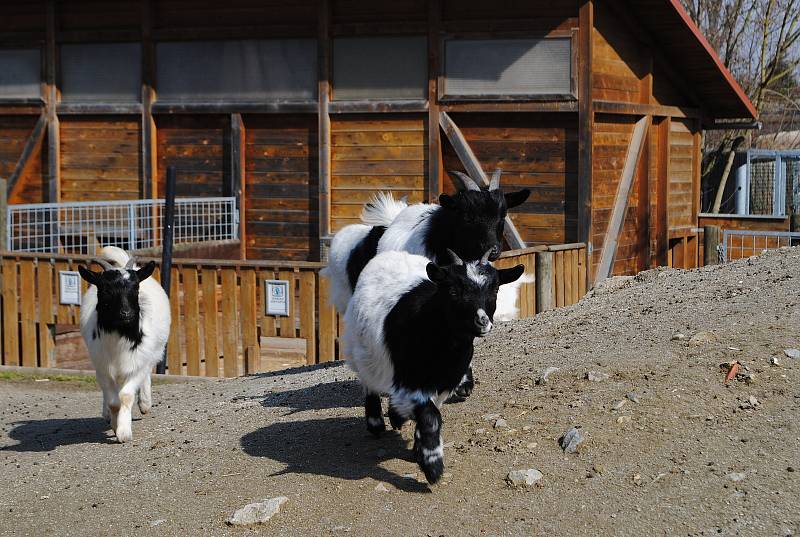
[54,261,70,324]
[166,267,182,375]
[37,323,55,368]
[298,271,316,365]
[318,0,331,249]
[554,251,565,307]
[318,273,335,362]
[2,260,19,366]
[220,268,239,377]
[141,0,156,200]
[182,267,201,376]
[337,315,346,360]
[278,270,296,338]
[578,0,594,286]
[564,250,574,307]
[37,260,54,324]
[45,0,60,204]
[201,267,220,377]
[427,0,442,201]
[259,269,277,337]
[240,268,259,373]
[578,247,587,297]
[19,261,37,367]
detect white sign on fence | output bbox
[59,271,82,305]
[265,279,290,316]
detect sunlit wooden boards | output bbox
[156,115,226,198]
[0,115,48,204]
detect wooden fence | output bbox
[0,243,587,377]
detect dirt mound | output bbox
[1,248,798,536]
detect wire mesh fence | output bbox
[721,229,800,262]
[7,197,238,255]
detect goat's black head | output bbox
[426,249,524,337]
[438,169,530,262]
[78,260,156,330]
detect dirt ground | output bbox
[1,248,798,537]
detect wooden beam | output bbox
[141,0,156,199]
[656,117,671,265]
[328,100,428,114]
[45,0,59,204]
[151,101,317,114]
[7,114,46,196]
[58,103,144,115]
[438,111,525,249]
[427,0,442,202]
[594,115,651,285]
[230,113,246,259]
[578,0,593,282]
[317,0,332,254]
[440,101,578,113]
[593,100,700,119]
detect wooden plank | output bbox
[19,261,37,367]
[594,115,650,285]
[578,247,587,297]
[427,0,441,201]
[45,0,60,204]
[318,273,336,362]
[141,0,156,199]
[240,268,260,373]
[554,250,565,307]
[564,249,574,306]
[7,114,47,197]
[54,261,71,324]
[578,0,593,287]
[37,322,55,368]
[166,267,182,375]
[259,269,277,338]
[298,271,316,365]
[37,259,54,324]
[201,268,220,377]
[438,111,525,249]
[230,113,246,259]
[221,268,239,377]
[535,251,553,313]
[2,260,19,366]
[182,267,201,376]
[278,270,296,337]
[318,0,331,246]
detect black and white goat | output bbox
[343,248,524,483]
[79,246,171,443]
[323,171,530,396]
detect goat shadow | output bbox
[241,416,430,493]
[2,417,114,452]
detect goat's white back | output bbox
[376,203,438,259]
[320,223,372,314]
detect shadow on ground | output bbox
[2,417,113,452]
[241,416,430,493]
[234,379,363,415]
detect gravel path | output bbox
[1,248,798,537]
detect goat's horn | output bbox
[94,259,114,271]
[449,171,482,192]
[480,248,493,264]
[124,256,137,269]
[445,248,464,266]
[489,168,502,191]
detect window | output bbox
[0,48,41,99]
[156,39,317,102]
[60,43,141,102]
[443,38,573,99]
[332,36,427,100]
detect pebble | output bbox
[149,520,167,527]
[506,468,543,487]
[771,357,781,367]
[559,426,584,454]
[585,371,609,382]
[227,497,289,526]
[726,472,746,482]
[494,418,509,429]
[739,395,761,410]
[671,333,687,341]
[374,482,391,493]
[612,400,626,411]
[689,331,719,346]
[626,392,641,404]
[784,349,800,359]
[526,442,538,449]
[475,428,487,435]
[482,413,501,421]
[616,415,632,424]
[536,367,560,385]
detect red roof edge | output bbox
[668,0,758,120]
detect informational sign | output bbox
[265,279,290,316]
[59,271,82,305]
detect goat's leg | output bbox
[387,404,408,430]
[364,391,385,436]
[413,400,444,484]
[95,372,114,422]
[453,363,475,398]
[115,372,147,443]
[137,372,152,415]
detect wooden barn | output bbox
[0,0,757,284]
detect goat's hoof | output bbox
[138,402,151,415]
[419,457,444,484]
[366,416,386,437]
[115,428,133,443]
[453,382,474,398]
[388,409,407,430]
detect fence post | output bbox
[128,203,137,251]
[703,225,721,265]
[0,178,7,251]
[535,251,554,313]
[157,166,177,375]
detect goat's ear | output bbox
[136,261,156,282]
[438,193,455,209]
[78,266,100,286]
[505,189,530,209]
[498,264,525,285]
[426,262,448,284]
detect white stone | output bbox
[784,349,800,359]
[586,371,609,382]
[507,468,543,487]
[227,497,289,526]
[726,472,746,482]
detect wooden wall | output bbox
[156,116,227,198]
[592,5,646,103]
[667,119,695,230]
[1,116,48,204]
[244,115,319,260]
[442,113,578,245]
[60,116,142,202]
[330,115,428,232]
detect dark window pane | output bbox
[0,49,41,99]
[61,43,141,102]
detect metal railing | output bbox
[7,197,238,255]
[721,229,800,262]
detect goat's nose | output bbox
[488,246,500,261]
[475,309,492,334]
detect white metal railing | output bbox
[7,197,238,255]
[721,229,800,262]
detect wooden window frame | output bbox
[437,30,578,103]
[0,45,45,104]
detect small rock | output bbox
[771,357,781,367]
[482,413,501,421]
[149,520,167,527]
[788,467,796,473]
[522,425,532,432]
[784,349,800,359]
[506,468,543,487]
[626,392,641,404]
[671,333,687,341]
[526,442,538,449]
[536,367,560,385]
[632,473,643,485]
[612,400,627,411]
[689,331,719,346]
[227,497,289,526]
[616,415,632,424]
[494,418,508,429]
[559,426,584,454]
[726,472,746,482]
[475,428,487,435]
[739,395,761,410]
[585,371,609,382]
[590,464,605,477]
[374,482,391,493]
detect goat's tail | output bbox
[98,246,132,269]
[360,191,408,227]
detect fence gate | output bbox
[721,229,800,262]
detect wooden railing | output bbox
[0,243,587,377]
